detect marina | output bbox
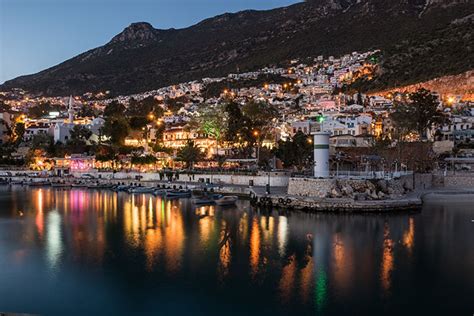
[0,185,472,315]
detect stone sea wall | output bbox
[72,171,291,187]
[443,174,474,188]
[287,175,415,200]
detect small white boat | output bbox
[128,186,155,194]
[215,195,238,206]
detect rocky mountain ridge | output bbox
[1,0,473,96]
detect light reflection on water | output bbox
[0,187,473,316]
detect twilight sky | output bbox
[0,0,300,84]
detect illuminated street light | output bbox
[446,96,455,105]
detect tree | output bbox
[357,92,363,105]
[151,143,172,154]
[154,123,165,142]
[69,125,92,143]
[131,154,157,165]
[242,100,278,160]
[78,104,96,117]
[28,102,61,119]
[225,101,245,142]
[129,116,149,130]
[102,116,130,146]
[176,141,204,169]
[391,89,446,140]
[152,105,165,119]
[409,89,446,138]
[103,100,125,117]
[166,96,188,114]
[12,122,25,145]
[189,104,227,156]
[275,131,313,170]
[31,133,53,150]
[125,98,141,116]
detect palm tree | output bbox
[176,141,204,169]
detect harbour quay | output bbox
[4,168,472,213]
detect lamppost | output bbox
[253,130,260,164]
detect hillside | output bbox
[1,0,473,96]
[370,70,474,101]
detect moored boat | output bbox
[215,195,238,206]
[153,188,168,196]
[191,193,223,206]
[113,184,131,192]
[128,186,155,194]
[166,189,192,198]
[27,181,51,187]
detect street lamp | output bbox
[253,130,260,163]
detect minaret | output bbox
[68,95,74,123]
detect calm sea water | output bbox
[0,186,472,316]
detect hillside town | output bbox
[1,50,473,176]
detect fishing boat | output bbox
[166,189,192,198]
[128,186,155,194]
[215,195,238,206]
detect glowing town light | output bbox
[446,96,455,105]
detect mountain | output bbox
[1,0,473,96]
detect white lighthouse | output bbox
[67,95,74,123]
[313,132,331,178]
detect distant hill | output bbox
[1,0,473,96]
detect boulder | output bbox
[341,185,354,196]
[366,181,376,191]
[377,180,388,193]
[331,187,342,198]
[370,190,379,200]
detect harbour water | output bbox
[0,186,472,315]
